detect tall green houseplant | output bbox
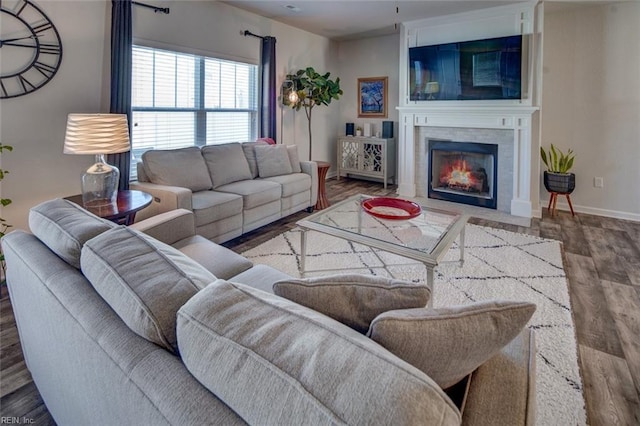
[0,143,13,288]
[284,67,343,161]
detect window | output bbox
[130,45,258,179]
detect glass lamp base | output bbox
[82,156,120,207]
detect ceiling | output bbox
[220,1,529,41]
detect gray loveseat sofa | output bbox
[132,142,318,243]
[3,199,536,425]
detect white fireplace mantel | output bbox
[397,105,539,218]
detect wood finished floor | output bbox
[1,178,639,425]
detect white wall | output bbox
[1,0,110,232]
[1,0,338,232]
[541,1,640,220]
[337,34,400,148]
[134,1,339,164]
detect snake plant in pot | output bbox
[540,144,576,194]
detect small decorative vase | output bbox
[356,130,362,136]
[544,171,575,194]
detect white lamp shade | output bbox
[425,82,440,94]
[63,113,130,155]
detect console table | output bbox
[337,136,396,188]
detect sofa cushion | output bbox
[81,226,217,353]
[191,191,243,227]
[29,198,116,269]
[241,141,268,178]
[202,143,253,189]
[177,280,461,425]
[367,300,536,389]
[215,179,281,209]
[255,144,293,178]
[287,144,302,173]
[230,264,293,293]
[142,147,213,192]
[261,173,311,198]
[172,235,253,280]
[273,274,430,334]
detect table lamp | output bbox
[425,81,440,100]
[63,113,130,207]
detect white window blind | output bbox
[131,45,258,179]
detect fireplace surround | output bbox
[415,125,516,213]
[398,107,537,217]
[428,140,498,209]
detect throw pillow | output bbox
[367,300,536,389]
[273,274,430,334]
[201,143,253,189]
[177,280,461,425]
[241,140,268,178]
[81,226,217,353]
[29,198,117,269]
[286,144,302,173]
[255,144,293,178]
[142,147,213,192]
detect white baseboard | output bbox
[540,198,640,222]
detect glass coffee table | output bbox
[297,194,468,302]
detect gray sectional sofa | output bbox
[3,198,537,425]
[131,142,318,243]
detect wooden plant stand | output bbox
[547,192,575,217]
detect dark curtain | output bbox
[260,36,276,141]
[108,0,133,190]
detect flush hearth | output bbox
[428,140,498,209]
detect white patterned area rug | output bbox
[242,224,587,425]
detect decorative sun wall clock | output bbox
[0,0,63,99]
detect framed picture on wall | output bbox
[358,76,388,118]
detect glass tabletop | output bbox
[298,194,467,260]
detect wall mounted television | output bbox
[409,35,522,101]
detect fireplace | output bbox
[428,140,498,209]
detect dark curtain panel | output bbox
[260,36,276,141]
[108,0,133,190]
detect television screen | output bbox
[409,35,522,101]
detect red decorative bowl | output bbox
[361,197,422,220]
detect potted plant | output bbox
[356,126,362,136]
[0,143,13,295]
[540,144,576,194]
[284,67,343,161]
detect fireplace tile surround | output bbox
[397,106,539,218]
[417,127,513,212]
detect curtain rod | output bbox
[243,30,265,40]
[132,1,170,14]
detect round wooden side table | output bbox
[65,190,152,225]
[315,161,331,210]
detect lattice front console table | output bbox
[337,136,396,189]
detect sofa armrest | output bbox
[130,181,193,222]
[300,161,318,206]
[130,209,196,246]
[461,329,536,426]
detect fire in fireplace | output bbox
[428,140,498,209]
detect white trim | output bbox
[133,37,259,66]
[541,199,640,223]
